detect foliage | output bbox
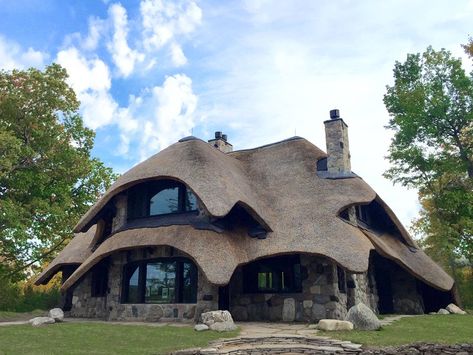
[0,323,239,355]
[323,314,473,346]
[383,46,473,275]
[0,64,117,282]
[0,273,61,312]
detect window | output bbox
[128,181,198,220]
[91,260,109,297]
[243,255,302,293]
[122,258,197,304]
[337,266,346,293]
[355,205,369,224]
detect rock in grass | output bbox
[437,308,450,315]
[194,324,209,331]
[209,321,237,332]
[346,303,381,330]
[48,308,64,322]
[200,310,234,325]
[317,319,353,331]
[29,317,55,326]
[446,304,467,315]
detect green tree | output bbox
[0,64,117,281]
[383,46,473,272]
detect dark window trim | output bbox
[242,255,302,294]
[121,257,198,304]
[91,259,109,297]
[127,180,198,221]
[337,266,347,294]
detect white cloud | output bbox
[192,0,473,229]
[107,3,144,77]
[140,0,202,51]
[169,42,187,66]
[0,35,47,70]
[56,47,117,129]
[114,74,197,160]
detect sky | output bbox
[1,0,472,232]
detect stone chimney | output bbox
[208,131,233,153]
[324,109,351,174]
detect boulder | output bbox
[317,319,353,331]
[437,308,450,315]
[345,303,381,330]
[194,324,209,331]
[48,308,64,322]
[209,321,237,332]
[282,298,296,322]
[201,310,234,326]
[200,310,236,332]
[29,317,55,327]
[446,303,467,315]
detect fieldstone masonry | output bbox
[229,255,376,322]
[68,248,425,322]
[324,116,351,174]
[69,246,218,322]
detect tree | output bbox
[0,64,117,281]
[383,46,473,271]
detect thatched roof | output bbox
[36,137,454,292]
[35,226,96,285]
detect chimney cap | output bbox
[215,131,222,139]
[222,134,228,142]
[330,109,340,119]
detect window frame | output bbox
[242,255,302,294]
[121,257,198,304]
[127,181,198,220]
[91,259,109,297]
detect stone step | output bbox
[174,335,363,355]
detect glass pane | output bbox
[182,261,197,303]
[258,272,266,289]
[145,262,176,303]
[184,189,198,211]
[127,266,140,303]
[150,188,179,215]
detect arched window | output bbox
[127,180,198,220]
[122,258,198,304]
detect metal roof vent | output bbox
[330,109,340,120]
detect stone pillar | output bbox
[324,109,351,174]
[112,194,127,232]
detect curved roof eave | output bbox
[34,226,96,285]
[74,139,270,233]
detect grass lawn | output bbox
[0,322,239,355]
[0,310,46,322]
[322,314,473,346]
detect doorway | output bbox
[218,285,230,310]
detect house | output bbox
[35,110,456,322]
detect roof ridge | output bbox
[229,136,307,154]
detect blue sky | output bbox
[1,0,472,230]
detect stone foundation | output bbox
[68,250,426,323]
[229,255,369,322]
[69,246,218,322]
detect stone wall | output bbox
[229,255,377,322]
[69,273,108,319]
[69,246,218,322]
[346,271,378,313]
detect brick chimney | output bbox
[324,109,351,174]
[208,131,233,153]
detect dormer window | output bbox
[127,180,198,220]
